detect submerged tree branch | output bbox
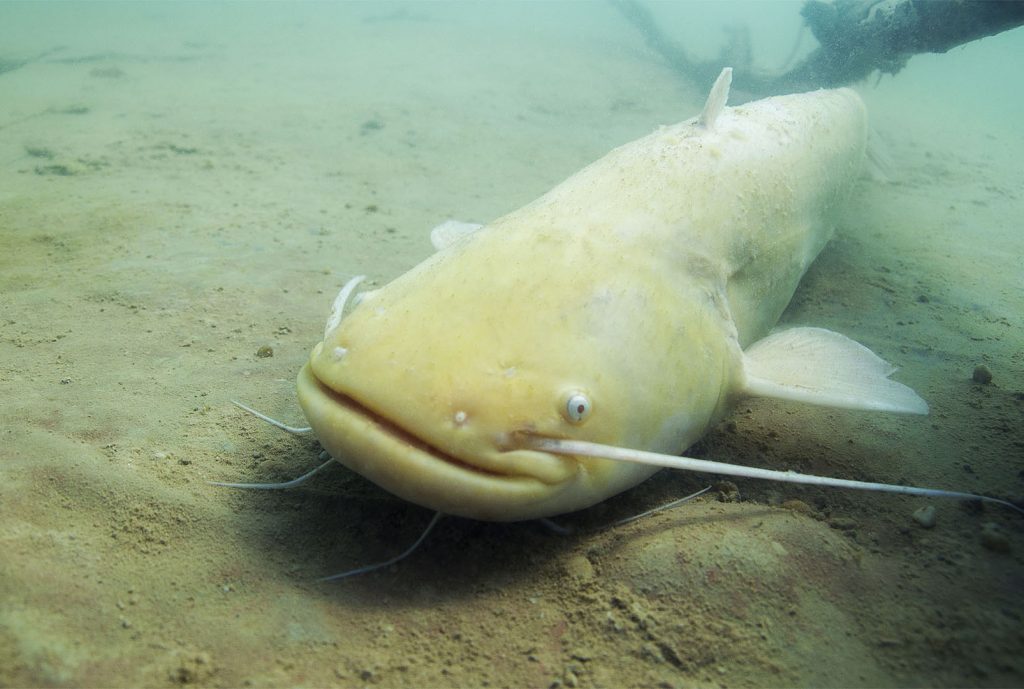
[613,0,1024,98]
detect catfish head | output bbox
[297,219,736,521]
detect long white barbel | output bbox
[525,437,1024,515]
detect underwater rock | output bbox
[972,364,992,384]
[980,522,1010,553]
[911,505,936,529]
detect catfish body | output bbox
[297,81,879,521]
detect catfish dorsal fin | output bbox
[698,67,732,129]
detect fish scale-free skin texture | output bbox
[299,88,867,521]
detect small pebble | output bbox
[780,499,816,517]
[912,505,936,529]
[564,554,595,583]
[256,345,273,358]
[980,522,1010,553]
[972,364,992,384]
[828,516,858,531]
[715,480,740,503]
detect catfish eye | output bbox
[564,392,592,424]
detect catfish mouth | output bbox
[309,373,508,479]
[296,363,574,487]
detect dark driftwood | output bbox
[613,0,1024,98]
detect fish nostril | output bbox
[323,274,366,339]
[453,410,468,426]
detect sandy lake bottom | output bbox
[1,4,1022,688]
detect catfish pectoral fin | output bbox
[740,326,928,415]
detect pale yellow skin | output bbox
[297,87,868,521]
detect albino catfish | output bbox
[220,69,1020,555]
